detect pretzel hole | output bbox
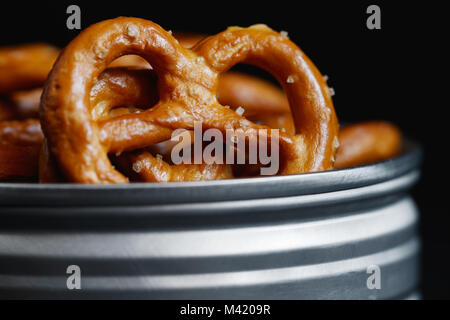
[218,64,294,134]
[108,55,152,70]
[228,64,280,88]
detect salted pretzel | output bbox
[40,17,338,184]
[0,35,283,122]
[39,66,157,182]
[1,37,398,182]
[38,68,295,182]
[40,66,232,182]
[0,35,201,120]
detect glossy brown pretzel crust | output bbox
[40,17,338,183]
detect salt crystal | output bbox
[235,106,245,116]
[280,30,289,38]
[286,75,296,84]
[132,161,142,173]
[239,119,249,127]
[333,136,340,149]
[329,87,335,96]
[127,25,139,38]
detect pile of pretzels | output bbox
[0,17,402,184]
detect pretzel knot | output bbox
[41,17,338,183]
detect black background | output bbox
[0,1,447,299]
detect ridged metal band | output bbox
[0,141,423,299]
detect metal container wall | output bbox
[0,142,422,299]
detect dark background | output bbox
[0,1,446,299]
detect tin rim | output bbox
[0,140,422,206]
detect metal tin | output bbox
[0,141,422,299]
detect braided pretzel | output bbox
[41,17,338,184]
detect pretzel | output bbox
[334,121,402,169]
[109,42,298,179]
[40,67,234,182]
[0,119,43,181]
[1,35,223,182]
[0,43,59,94]
[39,66,157,182]
[40,17,338,184]
[113,150,233,182]
[0,43,57,180]
[0,36,256,121]
[39,65,233,182]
